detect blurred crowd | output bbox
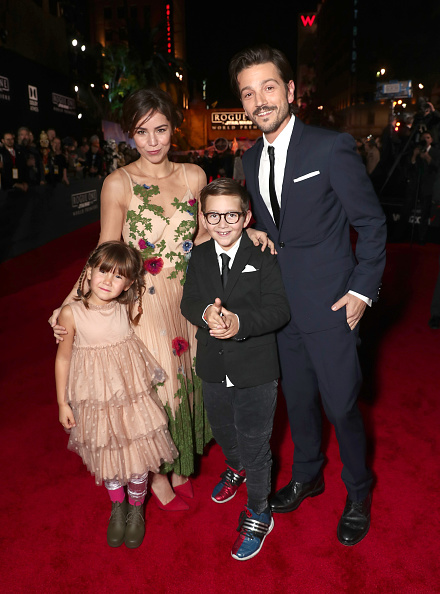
[0,126,247,192]
[2,99,440,214]
[0,127,139,192]
[173,148,246,185]
[354,100,440,244]
[355,100,440,193]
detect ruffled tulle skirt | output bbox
[66,331,178,485]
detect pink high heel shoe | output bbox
[150,488,189,511]
[173,478,194,499]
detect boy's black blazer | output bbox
[180,232,290,388]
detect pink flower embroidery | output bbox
[188,198,196,207]
[144,257,164,275]
[172,337,189,357]
[139,239,147,250]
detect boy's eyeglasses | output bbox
[203,211,246,225]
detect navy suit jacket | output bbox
[180,232,290,388]
[243,118,387,333]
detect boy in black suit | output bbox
[181,178,290,560]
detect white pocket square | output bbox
[242,264,258,273]
[293,170,320,183]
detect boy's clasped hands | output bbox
[205,297,239,340]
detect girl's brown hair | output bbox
[76,241,145,324]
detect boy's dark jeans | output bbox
[202,379,278,514]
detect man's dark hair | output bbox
[229,44,295,99]
[200,178,250,213]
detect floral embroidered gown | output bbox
[121,165,212,476]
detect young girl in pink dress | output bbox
[55,241,177,549]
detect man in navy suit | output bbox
[229,44,387,546]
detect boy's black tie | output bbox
[220,253,230,288]
[268,145,280,227]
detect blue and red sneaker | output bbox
[211,466,246,503]
[231,506,274,561]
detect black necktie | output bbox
[267,145,280,227]
[220,253,230,288]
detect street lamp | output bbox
[72,39,78,47]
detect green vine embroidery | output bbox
[126,183,197,284]
[160,358,213,475]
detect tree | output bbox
[102,7,182,120]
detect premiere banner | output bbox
[0,47,79,138]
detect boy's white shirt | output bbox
[213,235,242,272]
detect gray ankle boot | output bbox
[125,503,145,549]
[107,500,127,547]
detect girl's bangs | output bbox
[94,252,131,278]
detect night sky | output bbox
[185,0,440,108]
[185,0,319,107]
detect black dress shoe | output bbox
[428,315,440,329]
[337,493,371,546]
[269,472,325,514]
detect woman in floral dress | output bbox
[50,88,269,507]
[52,89,210,507]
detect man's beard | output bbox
[248,101,290,134]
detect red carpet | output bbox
[1,223,439,593]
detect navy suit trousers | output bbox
[277,319,373,501]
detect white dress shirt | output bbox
[259,115,295,218]
[214,235,242,272]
